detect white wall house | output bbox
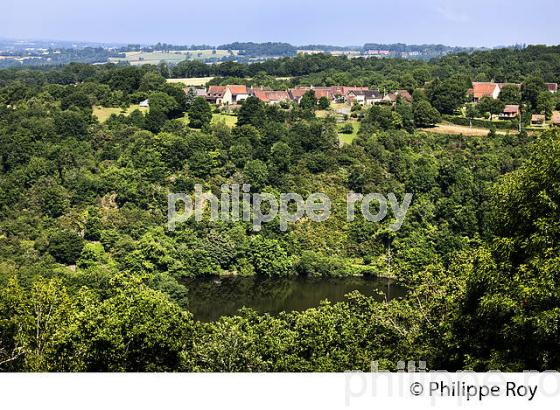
[220,85,249,105]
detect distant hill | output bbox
[217,42,297,57]
[0,38,530,67]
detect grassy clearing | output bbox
[315,110,332,118]
[167,77,214,87]
[180,113,238,128]
[338,121,359,145]
[93,105,147,122]
[211,113,237,127]
[331,103,351,111]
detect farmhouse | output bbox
[287,87,340,103]
[205,85,249,105]
[347,89,383,105]
[252,89,290,104]
[546,83,558,93]
[287,87,310,103]
[286,86,370,103]
[187,87,207,98]
[223,85,249,104]
[468,82,501,102]
[531,114,546,126]
[312,88,336,100]
[500,104,520,119]
[206,85,226,104]
[383,90,413,104]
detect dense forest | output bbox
[0,46,559,371]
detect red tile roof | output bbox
[287,86,369,101]
[227,85,248,95]
[313,89,333,99]
[207,85,226,97]
[252,89,289,103]
[469,82,500,99]
[265,91,290,101]
[288,87,311,100]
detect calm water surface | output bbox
[183,276,405,321]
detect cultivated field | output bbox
[167,77,215,87]
[108,50,237,65]
[422,123,509,137]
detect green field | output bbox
[180,112,238,128]
[338,121,359,145]
[93,105,148,122]
[211,113,238,127]
[108,50,238,66]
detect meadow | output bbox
[337,121,360,144]
[108,50,237,65]
[92,105,148,122]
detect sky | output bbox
[1,0,558,47]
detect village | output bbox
[159,80,560,130]
[198,84,413,107]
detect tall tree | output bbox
[188,97,212,129]
[427,77,468,114]
[300,90,317,110]
[413,100,440,127]
[498,85,522,105]
[237,96,266,128]
[522,77,547,110]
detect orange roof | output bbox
[469,82,500,99]
[288,87,335,99]
[264,90,289,101]
[288,87,311,99]
[552,112,560,124]
[313,89,333,99]
[207,85,226,96]
[227,85,248,95]
[252,89,289,102]
[252,89,268,101]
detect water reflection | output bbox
[182,276,405,321]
